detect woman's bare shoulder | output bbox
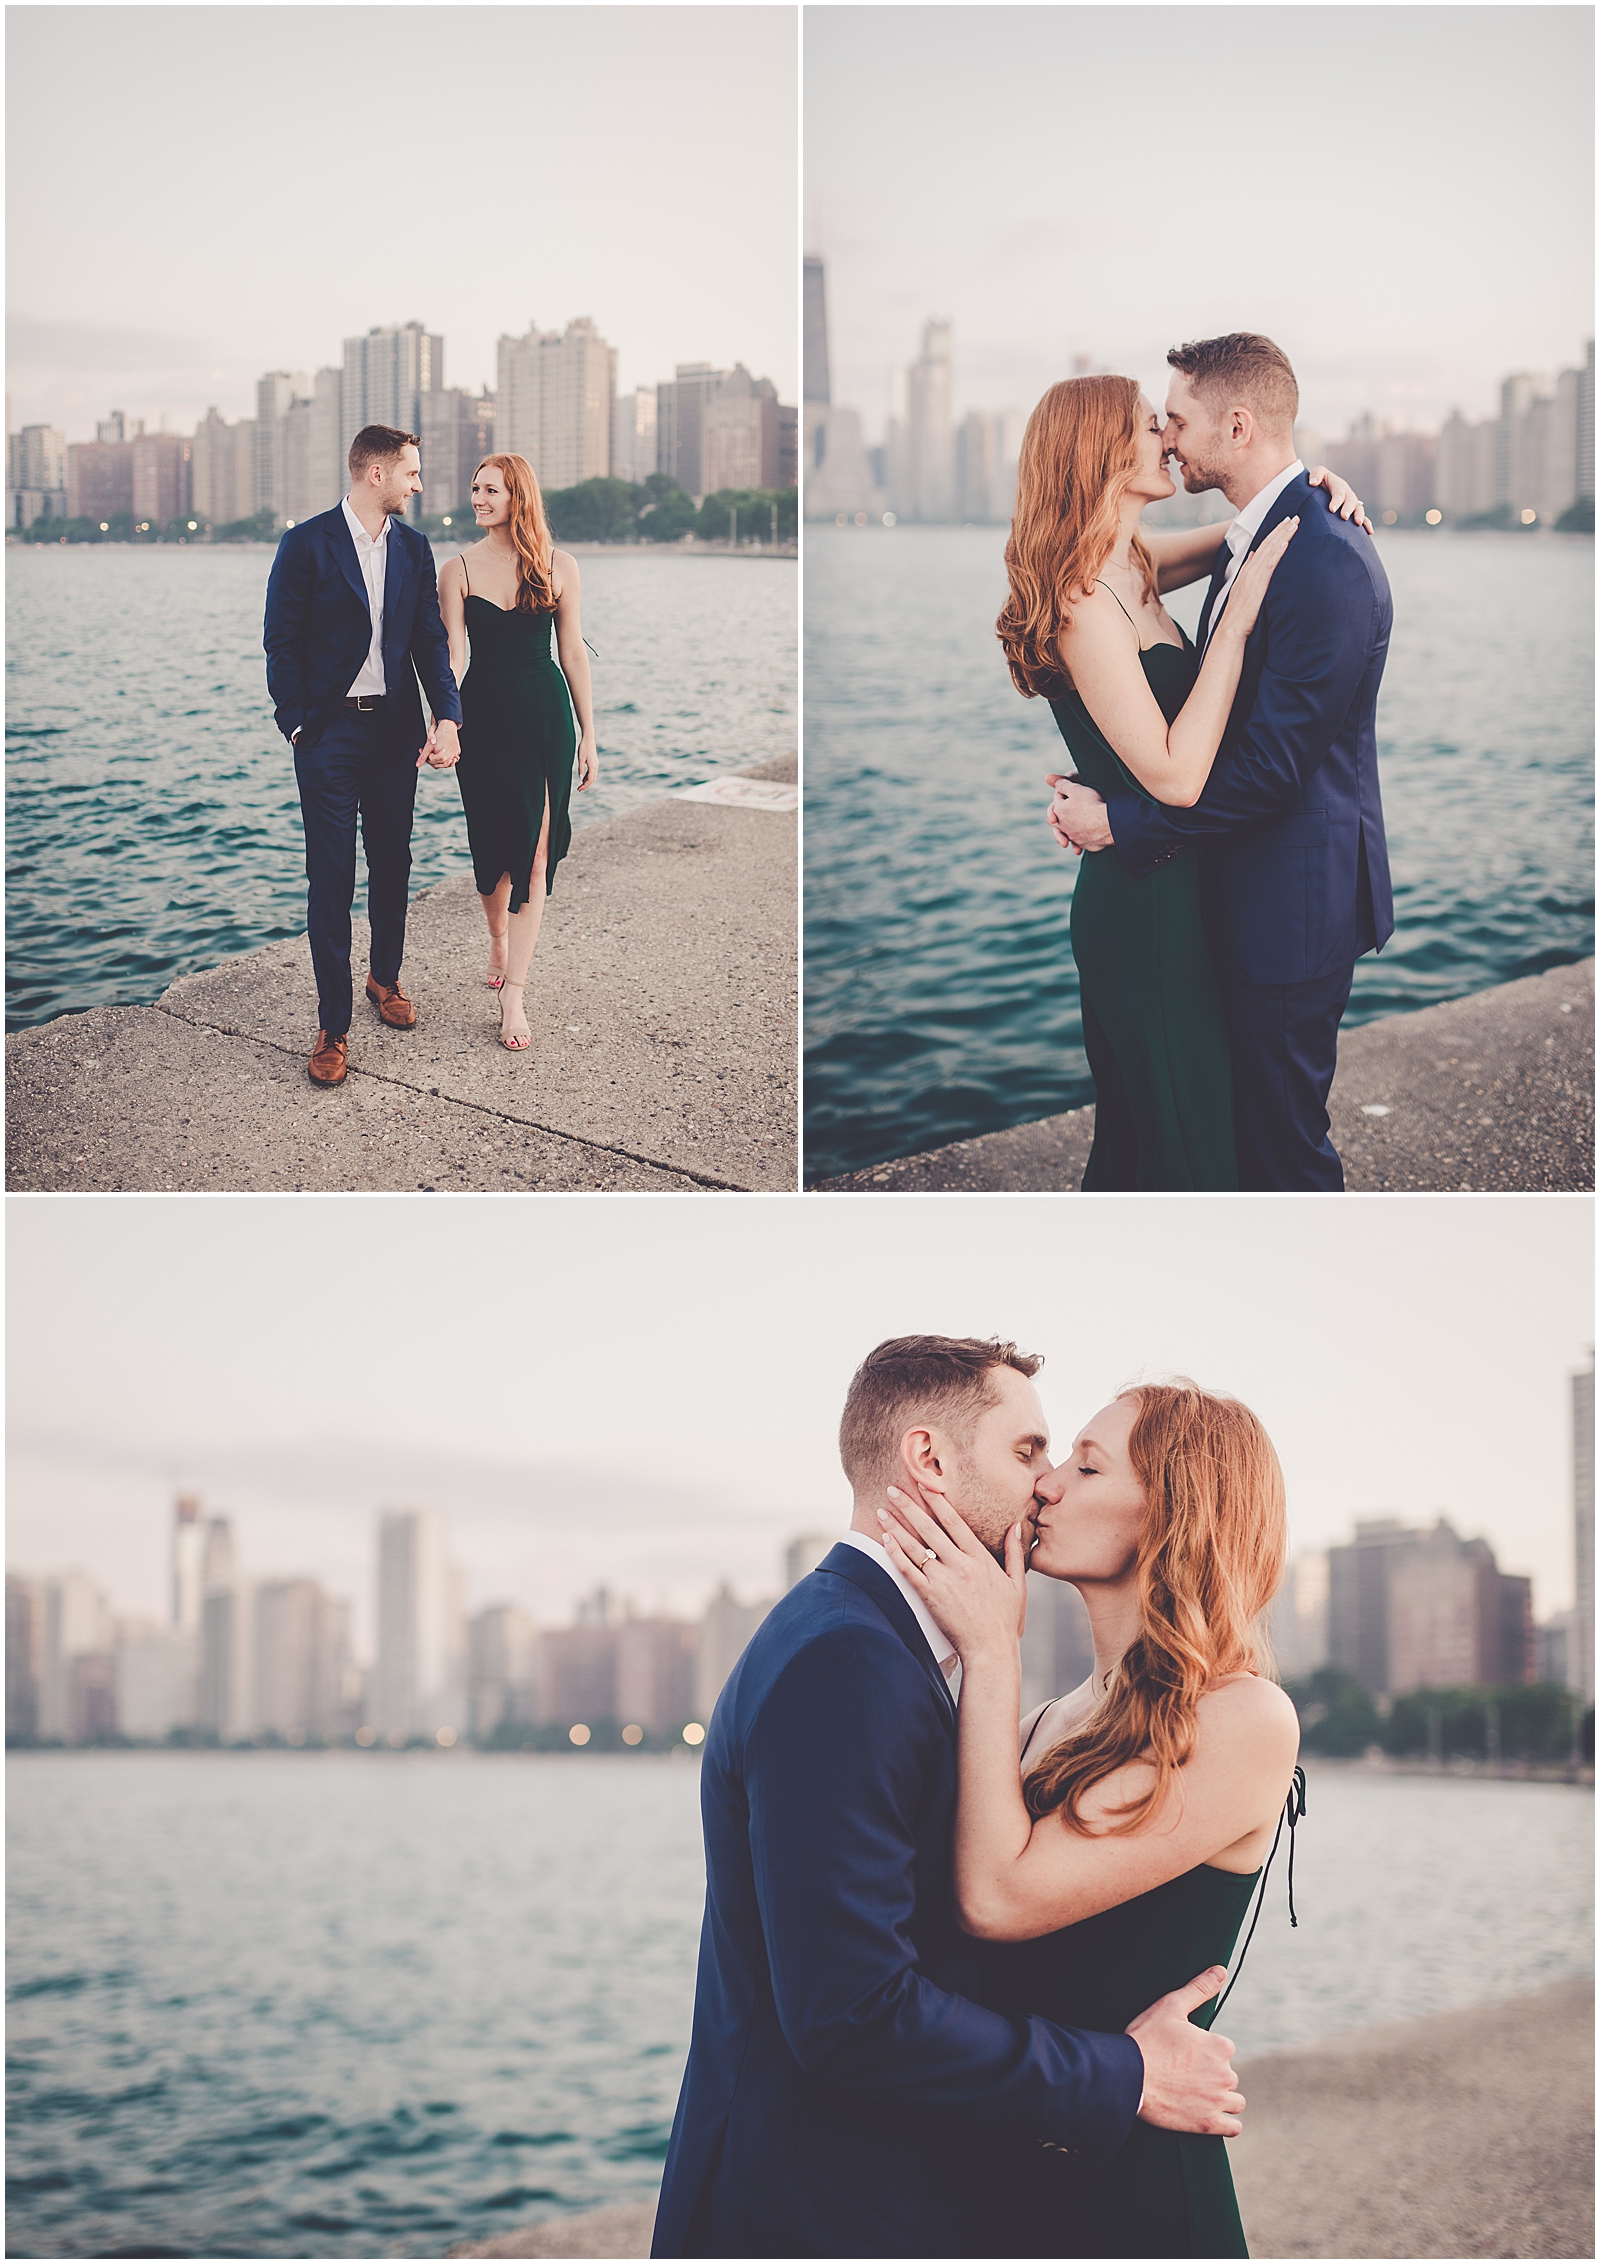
[1197,1672,1301,1753]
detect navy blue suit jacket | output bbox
[262,503,461,758]
[652,1545,1145,2260]
[1107,472,1394,987]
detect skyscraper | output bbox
[255,371,306,518]
[694,1585,771,1725]
[38,1572,111,1740]
[341,324,444,520]
[374,1506,463,1741]
[804,251,830,481]
[496,317,615,492]
[656,362,726,500]
[905,320,954,523]
[172,1494,205,1631]
[612,386,658,485]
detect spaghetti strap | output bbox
[462,554,470,594]
[1095,578,1144,646]
[1212,1765,1307,2018]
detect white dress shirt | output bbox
[1201,457,1304,651]
[341,494,391,697]
[836,1529,961,1691]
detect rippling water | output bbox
[803,527,1595,1179]
[5,547,796,1031]
[6,1753,1591,2259]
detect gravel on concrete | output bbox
[814,960,1594,1193]
[6,757,796,1194]
[443,1979,1593,2260]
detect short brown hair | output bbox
[839,1335,1043,1491]
[348,424,419,478]
[1166,333,1298,435]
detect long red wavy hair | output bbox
[997,375,1159,699]
[1025,1381,1288,1835]
[473,453,557,613]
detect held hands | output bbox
[1047,775,1113,855]
[877,1484,1028,1664]
[1307,465,1374,534]
[1214,516,1298,644]
[1126,1970,1245,2137]
[418,719,462,771]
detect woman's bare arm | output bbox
[1145,521,1234,594]
[551,550,597,789]
[1060,517,1297,807]
[876,1488,1299,1943]
[438,553,468,689]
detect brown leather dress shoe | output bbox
[365,974,417,1029]
[309,1030,348,1086]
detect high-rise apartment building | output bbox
[97,410,140,444]
[114,1620,199,1740]
[190,410,257,526]
[616,1617,697,1735]
[693,1586,771,1726]
[132,433,192,526]
[15,423,66,492]
[1330,1515,1536,1696]
[657,362,725,499]
[39,1572,113,1740]
[701,365,781,494]
[611,386,658,485]
[341,324,443,521]
[1269,1552,1330,1680]
[252,1578,352,1739]
[172,1494,205,1630]
[67,441,135,522]
[466,1603,536,1734]
[373,1505,464,1741]
[7,1575,44,1741]
[1575,1358,1594,1704]
[200,1581,254,1743]
[418,386,494,519]
[537,1623,617,1726]
[904,319,954,523]
[254,372,305,517]
[497,317,615,492]
[275,368,345,526]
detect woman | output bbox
[878,1381,1301,2259]
[997,379,1368,1189]
[438,454,598,1052]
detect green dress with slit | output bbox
[455,585,575,913]
[1050,620,1238,1190]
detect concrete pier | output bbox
[442,1976,1593,2260]
[813,959,1594,1193]
[5,757,796,1194]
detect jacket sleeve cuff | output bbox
[1058,2031,1146,2167]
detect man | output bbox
[1052,334,1393,1190]
[653,1336,1245,2260]
[263,425,463,1088]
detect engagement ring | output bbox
[920,1547,938,1566]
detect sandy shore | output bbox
[443,1976,1594,2260]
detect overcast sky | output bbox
[806,5,1594,443]
[8,1195,1591,1653]
[6,5,797,441]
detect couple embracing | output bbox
[655,1335,1302,2260]
[1002,330,1393,1191]
[263,424,597,1084]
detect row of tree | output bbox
[14,509,277,545]
[1285,1668,1593,1762]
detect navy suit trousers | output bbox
[1224,962,1355,1190]
[294,711,417,1035]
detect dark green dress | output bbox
[456,586,575,912]
[1050,622,1237,1190]
[979,1863,1258,2259]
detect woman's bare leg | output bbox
[480,876,512,987]
[498,796,553,1048]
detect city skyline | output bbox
[5,7,797,435]
[805,6,1594,442]
[7,1196,1592,1641]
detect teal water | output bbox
[803,527,1595,1180]
[5,1755,1590,2259]
[5,547,796,1032]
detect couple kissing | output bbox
[655,1334,1302,2260]
[263,425,597,1085]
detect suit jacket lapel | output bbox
[820,1543,958,1728]
[328,502,371,616]
[1195,537,1233,652]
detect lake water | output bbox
[802,527,1595,1179]
[6,1753,1592,2260]
[5,547,796,1032]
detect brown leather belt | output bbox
[343,695,387,712]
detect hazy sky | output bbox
[6,5,797,440]
[7,1195,1591,1652]
[806,5,1594,442]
